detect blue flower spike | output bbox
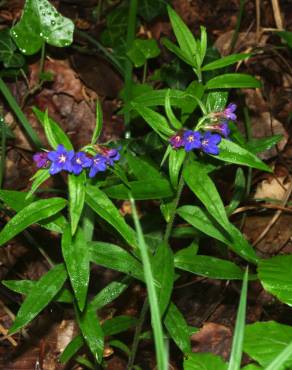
[183,130,202,152]
[223,103,237,121]
[48,144,74,175]
[169,133,185,149]
[33,152,49,168]
[89,154,108,178]
[71,152,93,175]
[201,132,222,155]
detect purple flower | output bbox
[183,130,202,152]
[47,144,74,175]
[169,134,185,149]
[89,154,108,178]
[201,132,222,155]
[33,152,48,168]
[71,152,93,175]
[223,103,237,121]
[103,148,120,166]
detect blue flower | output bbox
[89,154,108,178]
[169,134,185,149]
[201,132,222,155]
[103,148,120,166]
[223,103,237,121]
[183,130,202,152]
[33,152,48,168]
[71,152,93,175]
[47,144,74,175]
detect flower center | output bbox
[58,154,67,163]
[76,158,82,164]
[187,136,194,142]
[202,140,208,146]
[94,158,100,165]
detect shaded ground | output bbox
[0,0,291,369]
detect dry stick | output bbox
[252,180,292,246]
[270,0,284,30]
[232,204,292,215]
[0,323,17,346]
[255,0,261,41]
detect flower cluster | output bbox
[33,144,120,177]
[169,103,237,155]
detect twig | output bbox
[255,0,261,41]
[0,323,17,346]
[270,0,284,30]
[253,180,292,246]
[232,204,292,215]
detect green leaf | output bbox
[164,302,191,353]
[169,149,185,189]
[102,315,138,336]
[276,31,292,48]
[226,168,246,216]
[126,153,162,181]
[133,104,174,138]
[10,0,74,55]
[77,305,104,364]
[91,100,103,144]
[206,91,228,113]
[104,179,173,200]
[202,53,251,71]
[167,6,197,65]
[228,268,248,370]
[199,26,207,65]
[2,279,73,303]
[89,279,130,311]
[258,255,292,306]
[127,39,160,68]
[26,168,50,199]
[246,135,282,154]
[161,37,195,67]
[89,242,144,281]
[33,107,73,150]
[0,197,67,246]
[165,89,182,130]
[244,321,292,368]
[182,162,258,263]
[60,335,84,364]
[206,73,261,89]
[68,172,86,235]
[9,264,67,334]
[85,185,137,248]
[62,226,90,311]
[152,243,174,316]
[265,341,292,370]
[216,139,272,172]
[184,353,227,370]
[0,28,25,68]
[175,254,244,280]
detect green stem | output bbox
[0,114,6,188]
[164,172,185,243]
[142,60,148,84]
[127,298,149,370]
[0,78,42,148]
[243,107,252,198]
[124,0,138,130]
[230,0,245,53]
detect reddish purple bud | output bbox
[169,134,185,149]
[33,152,49,168]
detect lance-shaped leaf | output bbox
[9,264,67,334]
[10,0,74,55]
[68,172,86,235]
[33,107,73,150]
[26,168,50,199]
[62,226,90,311]
[85,185,137,248]
[0,197,67,246]
[202,53,251,71]
[169,149,185,189]
[216,139,272,172]
[206,73,261,89]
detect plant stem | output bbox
[127,298,149,370]
[230,0,245,53]
[124,0,138,131]
[142,60,148,84]
[0,114,6,188]
[0,78,42,149]
[164,172,185,243]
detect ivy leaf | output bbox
[10,0,74,55]
[0,29,25,68]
